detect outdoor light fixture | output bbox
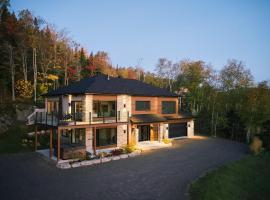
[123,130,126,133]
[124,104,126,108]
[68,103,71,107]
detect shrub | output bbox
[39,134,50,147]
[122,144,136,153]
[98,151,108,158]
[15,79,33,98]
[250,136,263,154]
[259,134,270,150]
[111,148,123,156]
[162,138,171,144]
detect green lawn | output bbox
[0,123,33,154]
[189,151,270,200]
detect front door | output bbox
[138,125,150,141]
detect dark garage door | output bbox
[169,123,187,138]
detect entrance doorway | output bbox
[138,125,150,141]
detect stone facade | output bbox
[85,128,93,152]
[117,95,131,122]
[117,124,128,147]
[187,120,194,138]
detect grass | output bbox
[189,151,270,200]
[0,123,33,154]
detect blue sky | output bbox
[11,0,270,82]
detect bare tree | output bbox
[33,48,37,103]
[7,44,15,101]
[155,58,180,91]
[21,48,28,81]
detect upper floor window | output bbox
[71,101,83,121]
[93,101,116,117]
[47,101,58,114]
[162,101,176,114]
[135,101,150,111]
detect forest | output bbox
[1,0,270,144]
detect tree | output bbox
[220,59,253,91]
[155,58,179,91]
[15,79,33,98]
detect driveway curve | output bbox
[0,137,248,200]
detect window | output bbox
[162,101,176,114]
[135,101,150,111]
[71,101,83,121]
[61,129,85,145]
[96,128,117,147]
[93,101,116,117]
[47,101,58,114]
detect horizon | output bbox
[11,0,270,82]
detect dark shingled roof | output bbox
[46,74,179,97]
[130,114,167,124]
[130,112,193,124]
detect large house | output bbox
[32,73,194,161]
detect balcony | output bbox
[34,110,129,127]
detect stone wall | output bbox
[187,120,194,137]
[85,127,93,152]
[117,125,128,147]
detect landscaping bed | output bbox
[189,151,270,200]
[56,145,141,169]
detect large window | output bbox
[71,101,83,121]
[47,101,58,114]
[93,101,116,117]
[61,128,85,145]
[135,101,150,111]
[162,101,176,114]
[96,128,117,147]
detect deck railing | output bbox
[34,110,129,126]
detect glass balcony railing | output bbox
[34,110,129,126]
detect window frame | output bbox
[162,101,176,114]
[135,101,151,111]
[96,128,117,147]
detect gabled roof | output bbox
[46,74,179,97]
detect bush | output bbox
[250,136,263,154]
[111,148,123,156]
[162,138,171,144]
[97,151,108,158]
[122,144,136,153]
[39,134,50,148]
[15,79,33,98]
[259,134,270,150]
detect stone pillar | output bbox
[164,124,169,139]
[187,120,194,138]
[117,125,128,147]
[85,127,93,153]
[158,123,163,142]
[134,128,139,144]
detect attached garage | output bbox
[168,123,187,138]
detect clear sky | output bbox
[10,0,270,82]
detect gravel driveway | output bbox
[0,137,248,200]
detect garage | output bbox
[169,123,187,138]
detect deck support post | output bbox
[57,128,61,162]
[93,127,96,155]
[49,128,53,159]
[34,125,38,151]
